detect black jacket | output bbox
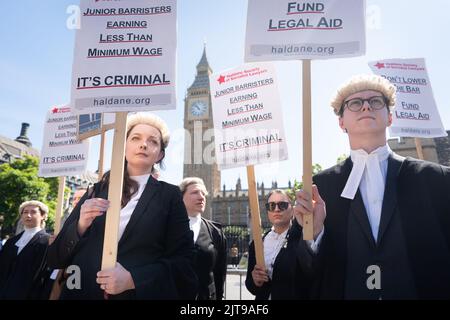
[0,229,50,299]
[193,218,227,300]
[47,177,198,300]
[313,155,450,299]
[245,220,314,300]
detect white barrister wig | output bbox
[330,74,397,115]
[19,200,49,215]
[126,113,170,149]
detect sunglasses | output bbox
[265,201,290,212]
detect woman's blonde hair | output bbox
[266,189,292,203]
[179,177,209,196]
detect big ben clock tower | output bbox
[183,48,221,217]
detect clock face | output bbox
[190,101,207,117]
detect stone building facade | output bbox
[0,123,39,164]
[387,131,450,167]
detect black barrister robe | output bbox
[245,220,314,300]
[47,177,198,299]
[193,218,227,300]
[312,154,450,299]
[0,229,50,299]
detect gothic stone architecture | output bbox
[387,131,450,167]
[0,123,39,164]
[183,48,221,217]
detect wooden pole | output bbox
[54,176,66,235]
[414,137,425,160]
[98,129,106,180]
[101,112,128,271]
[302,60,314,240]
[246,165,265,268]
[48,176,66,300]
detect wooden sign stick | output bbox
[414,137,425,160]
[98,129,106,180]
[49,117,115,300]
[246,165,265,268]
[48,176,66,300]
[101,112,128,271]
[54,176,66,235]
[302,60,314,241]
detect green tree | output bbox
[223,226,249,239]
[286,163,323,201]
[312,163,323,175]
[0,156,64,233]
[337,154,348,164]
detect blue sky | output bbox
[1,0,449,189]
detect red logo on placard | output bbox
[217,75,225,84]
[51,106,70,113]
[374,62,385,69]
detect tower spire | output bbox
[196,45,212,74]
[189,46,212,91]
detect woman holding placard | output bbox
[245,189,314,300]
[48,113,197,299]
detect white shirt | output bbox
[307,228,324,253]
[343,145,391,242]
[264,227,289,280]
[118,174,150,241]
[189,214,202,243]
[15,226,41,254]
[312,145,391,251]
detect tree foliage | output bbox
[286,163,323,201]
[223,225,249,239]
[286,155,348,200]
[336,153,348,164]
[0,156,64,233]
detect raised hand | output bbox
[293,185,326,240]
[78,198,110,236]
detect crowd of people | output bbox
[1,75,449,300]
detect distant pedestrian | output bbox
[230,244,239,267]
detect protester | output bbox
[60,188,87,228]
[230,244,239,267]
[0,200,51,299]
[295,74,450,299]
[180,177,226,300]
[246,189,313,300]
[48,113,198,299]
[71,188,87,209]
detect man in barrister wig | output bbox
[180,177,227,300]
[294,74,450,299]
